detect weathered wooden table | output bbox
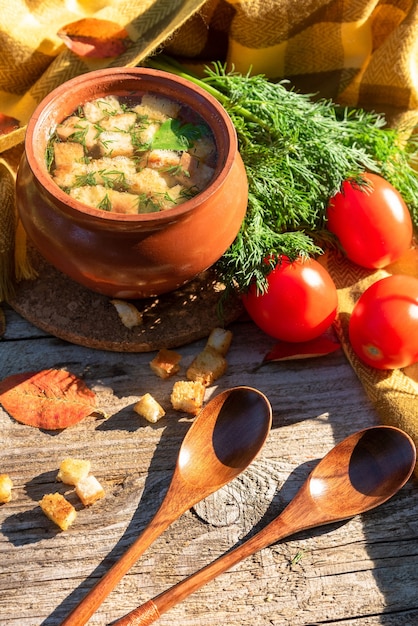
[1,303,417,626]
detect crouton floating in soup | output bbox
[46,94,217,214]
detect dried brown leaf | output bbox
[0,113,20,136]
[263,334,341,363]
[57,18,130,58]
[0,369,96,429]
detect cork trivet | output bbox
[8,246,244,352]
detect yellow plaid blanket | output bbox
[166,0,418,130]
[0,0,417,471]
[1,0,417,145]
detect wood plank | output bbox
[1,310,417,625]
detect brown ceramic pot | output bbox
[16,67,248,298]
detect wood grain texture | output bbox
[1,304,418,626]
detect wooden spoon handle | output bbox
[112,600,161,625]
[112,513,296,625]
[60,510,173,626]
[112,486,316,625]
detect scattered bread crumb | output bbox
[57,458,91,486]
[134,393,166,423]
[0,474,13,504]
[150,348,182,379]
[186,346,227,387]
[110,299,143,329]
[39,493,77,531]
[206,327,233,356]
[75,475,105,506]
[170,380,205,415]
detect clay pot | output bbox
[16,68,248,298]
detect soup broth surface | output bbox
[47,93,217,214]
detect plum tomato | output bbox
[349,274,418,370]
[242,256,338,342]
[326,173,413,269]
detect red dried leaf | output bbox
[57,18,130,58]
[0,113,20,135]
[263,335,341,363]
[0,369,96,430]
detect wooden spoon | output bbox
[59,386,272,625]
[114,425,416,625]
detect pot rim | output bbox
[24,67,238,223]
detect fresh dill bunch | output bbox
[147,56,418,292]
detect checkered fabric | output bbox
[166,0,418,129]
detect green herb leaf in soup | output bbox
[152,118,206,151]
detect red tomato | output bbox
[349,274,418,369]
[242,256,338,342]
[326,173,413,269]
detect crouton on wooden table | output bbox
[150,348,182,379]
[170,380,206,415]
[186,346,227,386]
[39,493,77,531]
[206,327,233,356]
[75,475,105,506]
[134,393,166,423]
[0,474,13,504]
[57,458,91,486]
